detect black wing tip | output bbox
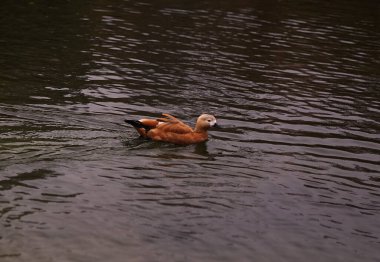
[124,120,152,131]
[124,120,143,128]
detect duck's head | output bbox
[195,114,218,132]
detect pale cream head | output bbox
[195,114,217,132]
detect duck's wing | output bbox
[154,114,193,134]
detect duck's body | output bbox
[125,113,217,145]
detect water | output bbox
[1,0,379,261]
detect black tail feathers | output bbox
[125,120,144,128]
[124,120,151,131]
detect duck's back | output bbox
[154,121,193,133]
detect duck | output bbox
[125,113,218,145]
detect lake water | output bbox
[0,0,379,261]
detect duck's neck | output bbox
[194,126,208,133]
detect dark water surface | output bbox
[1,0,380,261]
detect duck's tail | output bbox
[124,120,145,129]
[125,119,154,137]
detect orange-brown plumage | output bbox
[125,113,217,145]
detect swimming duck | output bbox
[125,113,218,145]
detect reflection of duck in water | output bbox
[125,113,218,145]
